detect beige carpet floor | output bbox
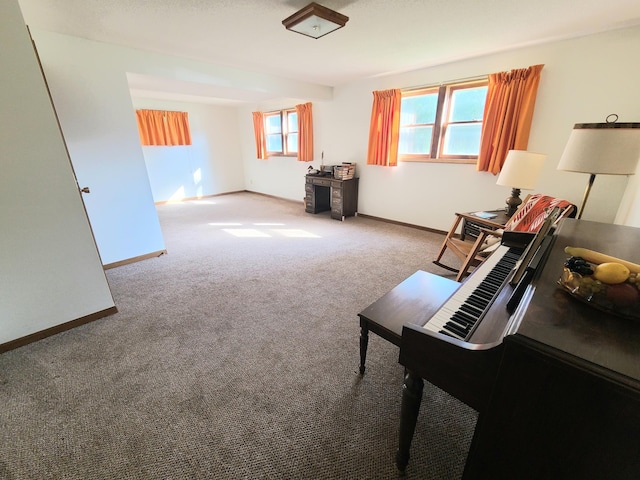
[0,192,476,479]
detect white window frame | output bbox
[265,109,298,157]
[399,79,488,164]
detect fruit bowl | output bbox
[558,265,640,321]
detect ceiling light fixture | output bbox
[282,2,349,39]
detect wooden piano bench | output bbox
[357,270,458,374]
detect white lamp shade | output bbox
[557,124,640,175]
[496,150,546,189]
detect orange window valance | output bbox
[136,109,192,146]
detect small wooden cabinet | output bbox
[305,175,358,221]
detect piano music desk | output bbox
[357,270,459,374]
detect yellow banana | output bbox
[564,246,640,274]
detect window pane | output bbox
[401,94,437,126]
[449,87,488,122]
[287,112,298,133]
[287,133,298,153]
[266,115,282,134]
[267,134,282,152]
[399,126,433,154]
[442,124,482,155]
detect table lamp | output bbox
[557,115,640,219]
[496,150,547,216]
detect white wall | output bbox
[28,29,333,264]
[241,26,640,232]
[1,0,115,345]
[29,30,167,265]
[27,21,640,250]
[6,5,639,347]
[130,98,245,202]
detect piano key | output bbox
[439,326,465,340]
[423,245,521,341]
[460,303,484,317]
[449,315,473,330]
[438,329,459,340]
[443,321,468,337]
[453,310,477,325]
[467,296,489,310]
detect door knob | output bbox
[80,187,90,194]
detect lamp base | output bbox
[505,188,522,217]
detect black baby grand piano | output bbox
[395,218,640,479]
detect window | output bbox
[265,109,298,156]
[399,80,488,163]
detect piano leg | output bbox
[359,324,369,374]
[396,370,424,472]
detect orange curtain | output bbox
[296,102,314,162]
[366,89,402,166]
[136,109,191,146]
[477,64,544,174]
[252,111,268,160]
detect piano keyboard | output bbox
[423,245,521,341]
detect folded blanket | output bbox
[509,194,573,233]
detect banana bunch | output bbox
[563,246,640,311]
[564,246,640,277]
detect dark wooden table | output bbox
[305,175,358,221]
[357,270,459,374]
[461,209,510,240]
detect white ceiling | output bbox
[17,0,640,104]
